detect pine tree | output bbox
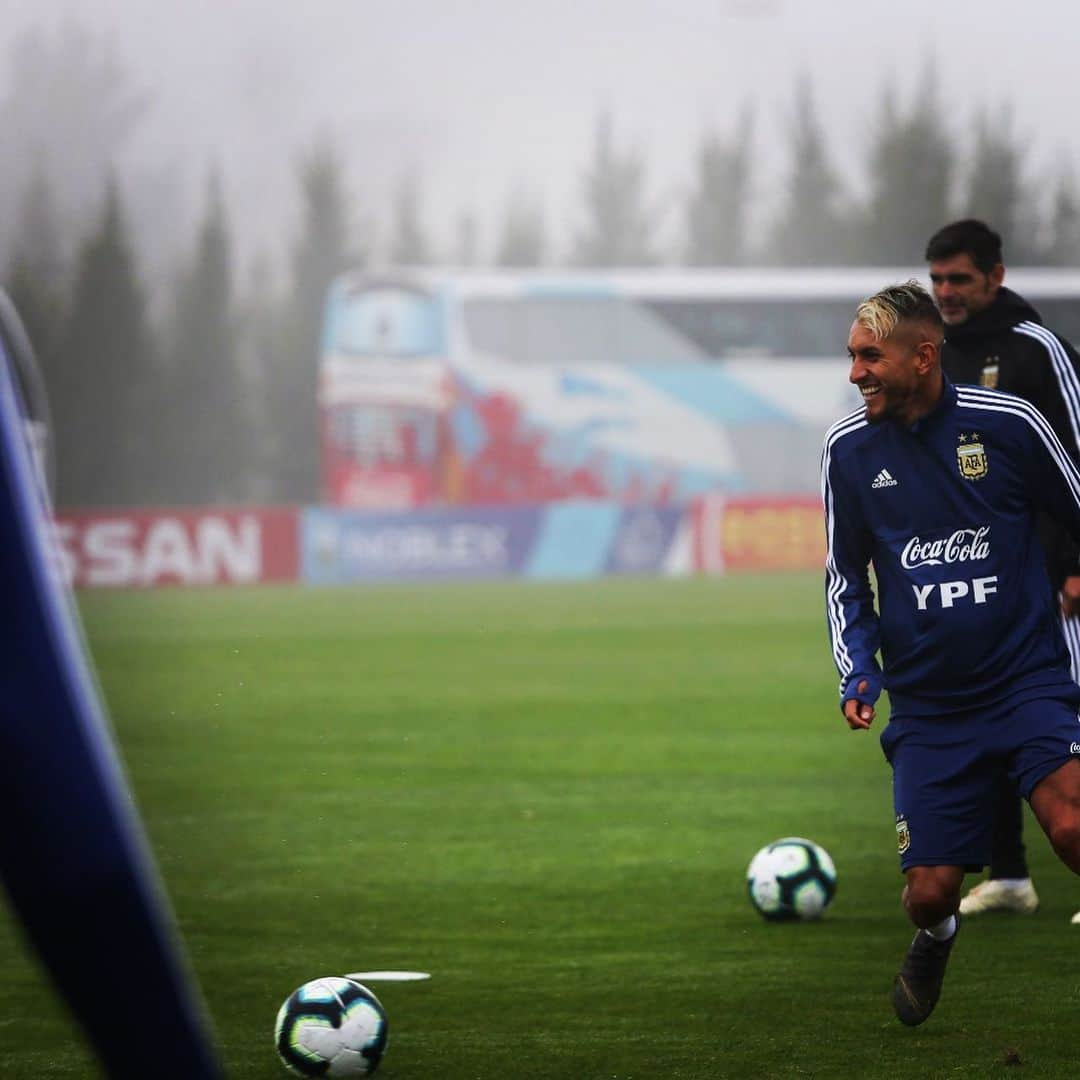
[272,142,353,502]
[159,168,243,504]
[0,22,146,269]
[234,253,286,501]
[495,188,547,267]
[454,210,480,266]
[685,106,753,266]
[572,112,657,266]
[389,173,430,265]
[1044,166,1080,267]
[961,108,1039,262]
[5,165,67,376]
[52,177,153,507]
[767,79,849,265]
[858,69,953,265]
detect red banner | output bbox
[54,508,300,588]
[694,495,826,573]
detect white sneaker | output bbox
[958,878,1039,916]
[1071,910,1080,925]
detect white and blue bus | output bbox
[318,267,1080,508]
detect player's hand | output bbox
[1062,576,1080,618]
[843,679,875,730]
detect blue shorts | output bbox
[880,690,1080,871]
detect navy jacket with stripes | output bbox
[0,297,222,1077]
[822,378,1080,717]
[939,286,1080,590]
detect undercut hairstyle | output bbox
[924,219,1003,273]
[855,280,944,345]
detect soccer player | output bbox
[925,219,1080,922]
[0,291,223,1077]
[821,281,1080,1026]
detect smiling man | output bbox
[846,286,944,426]
[822,280,1080,1028]
[926,219,1080,924]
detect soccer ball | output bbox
[747,837,837,921]
[274,976,388,1076]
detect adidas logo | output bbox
[872,468,898,489]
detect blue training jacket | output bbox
[822,378,1080,717]
[0,299,222,1077]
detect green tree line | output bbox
[3,25,1080,508]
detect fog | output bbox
[3,0,1079,268]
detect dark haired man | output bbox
[925,219,1080,924]
[823,281,1080,1026]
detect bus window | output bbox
[334,286,443,357]
[463,295,706,366]
[642,298,856,358]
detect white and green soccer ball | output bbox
[747,837,837,921]
[274,976,388,1076]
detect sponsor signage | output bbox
[303,502,693,584]
[694,495,826,573]
[302,506,542,583]
[605,507,685,575]
[53,500,701,586]
[900,526,990,569]
[55,508,299,588]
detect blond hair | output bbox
[855,280,943,343]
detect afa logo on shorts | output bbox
[895,815,911,854]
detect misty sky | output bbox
[3,0,1079,266]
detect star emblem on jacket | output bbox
[957,432,988,480]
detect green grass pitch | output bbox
[2,573,1079,1078]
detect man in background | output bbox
[925,219,1080,924]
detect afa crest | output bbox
[957,432,988,481]
[979,357,1000,389]
[896,815,911,855]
